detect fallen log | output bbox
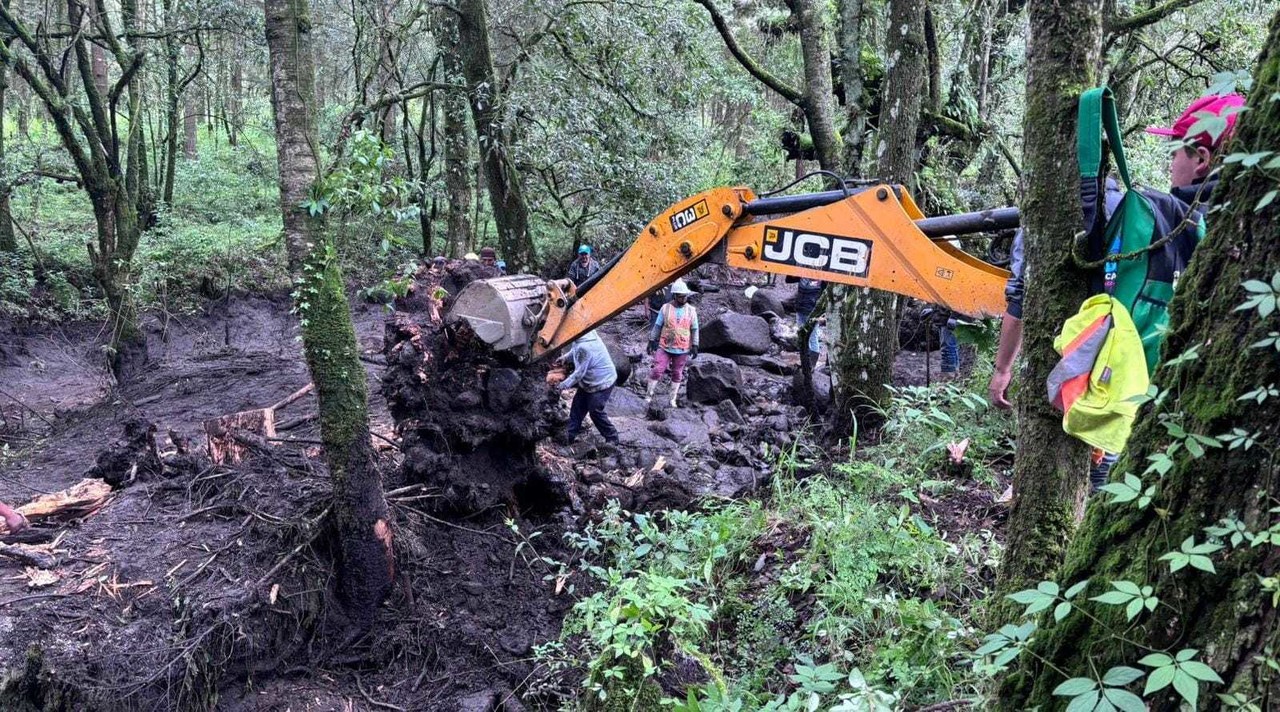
[16,478,113,523]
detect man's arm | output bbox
[990,229,1025,410]
[990,316,1022,409]
[649,309,665,343]
[559,349,587,390]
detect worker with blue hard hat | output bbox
[567,244,600,285]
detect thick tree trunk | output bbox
[263,0,394,631]
[923,2,942,115]
[228,63,242,146]
[455,0,536,271]
[183,47,198,160]
[0,15,14,253]
[90,43,108,97]
[829,0,925,433]
[998,16,1280,707]
[992,0,1101,612]
[162,0,179,205]
[435,6,473,258]
[838,0,868,182]
[789,0,841,173]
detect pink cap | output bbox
[1145,94,1246,150]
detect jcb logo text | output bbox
[761,226,872,278]
[669,199,710,233]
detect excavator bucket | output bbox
[447,274,549,354]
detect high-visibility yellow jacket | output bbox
[1046,294,1150,453]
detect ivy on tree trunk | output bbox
[997,13,1280,706]
[263,0,394,632]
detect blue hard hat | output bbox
[578,245,592,255]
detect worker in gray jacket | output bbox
[551,330,619,444]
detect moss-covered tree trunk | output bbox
[790,0,842,174]
[828,0,925,434]
[0,10,15,254]
[435,5,474,258]
[990,0,1101,613]
[998,17,1280,708]
[456,0,536,271]
[263,0,394,631]
[0,0,152,380]
[837,0,868,172]
[162,0,180,205]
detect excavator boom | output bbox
[448,184,1015,361]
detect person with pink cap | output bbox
[988,91,1245,493]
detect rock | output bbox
[716,399,746,425]
[771,318,799,351]
[768,415,789,432]
[457,690,498,712]
[686,355,743,405]
[600,332,632,387]
[609,388,648,418]
[760,354,798,376]
[750,289,787,319]
[702,313,772,355]
[649,418,711,450]
[728,354,765,368]
[646,402,669,420]
[791,365,832,411]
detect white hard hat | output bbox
[463,252,479,261]
[671,280,692,295]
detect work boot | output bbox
[645,378,659,404]
[669,382,681,408]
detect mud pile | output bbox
[382,264,568,514]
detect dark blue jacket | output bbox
[1004,177,1215,319]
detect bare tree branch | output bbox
[692,0,803,106]
[1105,0,1208,37]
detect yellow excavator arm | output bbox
[448,184,1016,362]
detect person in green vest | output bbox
[990,92,1244,492]
[646,280,699,408]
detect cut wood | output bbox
[205,383,314,464]
[16,479,113,523]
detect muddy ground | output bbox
[0,271,1005,711]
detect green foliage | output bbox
[540,375,1015,709]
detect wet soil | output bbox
[0,268,1007,711]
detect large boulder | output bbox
[686,354,744,405]
[600,332,632,386]
[790,365,832,412]
[750,289,787,319]
[701,313,772,356]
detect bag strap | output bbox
[1078,86,1133,189]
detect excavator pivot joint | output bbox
[679,242,693,258]
[876,188,889,201]
[721,204,733,217]
[744,245,757,260]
